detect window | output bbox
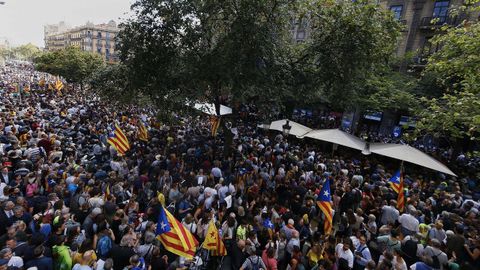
[296,30,305,40]
[390,5,403,20]
[433,1,449,23]
[97,32,102,38]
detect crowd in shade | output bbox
[0,62,479,270]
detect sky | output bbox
[0,0,132,47]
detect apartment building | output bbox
[379,0,479,65]
[44,20,119,63]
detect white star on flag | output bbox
[160,221,167,230]
[324,190,329,197]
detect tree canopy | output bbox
[93,0,404,117]
[109,0,295,116]
[0,43,42,63]
[416,21,480,141]
[34,46,104,86]
[292,0,402,110]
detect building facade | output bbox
[379,0,479,65]
[44,20,119,63]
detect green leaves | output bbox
[417,22,480,141]
[294,0,402,110]
[109,0,296,115]
[34,46,104,85]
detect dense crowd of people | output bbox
[0,62,479,270]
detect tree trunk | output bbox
[214,96,234,158]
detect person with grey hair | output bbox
[240,246,267,270]
[135,232,155,263]
[109,235,136,270]
[419,239,448,270]
[0,200,13,235]
[0,247,23,268]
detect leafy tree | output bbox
[106,0,295,117]
[294,0,402,110]
[11,43,42,61]
[34,46,104,88]
[416,21,480,142]
[359,70,419,112]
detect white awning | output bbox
[299,129,366,151]
[369,143,456,176]
[268,119,313,138]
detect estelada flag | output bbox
[316,180,334,234]
[389,170,401,194]
[156,207,198,258]
[107,123,130,155]
[203,221,227,256]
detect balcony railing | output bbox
[419,16,463,29]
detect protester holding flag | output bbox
[0,62,476,270]
[317,180,334,235]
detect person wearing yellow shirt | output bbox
[72,239,97,266]
[307,243,324,268]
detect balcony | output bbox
[419,16,463,29]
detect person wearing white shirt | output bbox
[398,211,419,236]
[381,200,400,225]
[354,236,372,269]
[336,240,354,269]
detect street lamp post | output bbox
[282,120,292,137]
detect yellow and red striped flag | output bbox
[137,121,149,142]
[317,180,334,234]
[203,221,227,256]
[156,207,198,258]
[107,123,130,155]
[210,116,221,137]
[104,184,110,201]
[54,77,64,91]
[397,172,405,213]
[39,77,46,88]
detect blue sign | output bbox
[392,126,402,138]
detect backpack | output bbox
[248,256,261,270]
[401,239,418,259]
[96,235,112,258]
[427,251,442,269]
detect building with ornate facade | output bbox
[44,20,119,63]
